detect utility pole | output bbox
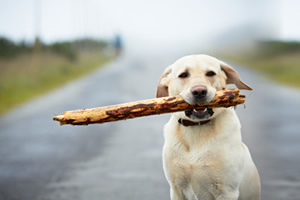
[33,0,41,52]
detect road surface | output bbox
[0,48,300,200]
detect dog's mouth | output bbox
[185,108,214,120]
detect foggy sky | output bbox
[0,0,298,46]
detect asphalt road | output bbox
[0,48,300,200]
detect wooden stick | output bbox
[53,89,245,126]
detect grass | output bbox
[218,41,300,88]
[0,50,112,115]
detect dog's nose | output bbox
[191,85,207,100]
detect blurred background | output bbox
[0,0,300,200]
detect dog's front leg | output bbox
[215,191,239,200]
[170,186,187,200]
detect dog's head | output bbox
[156,55,252,122]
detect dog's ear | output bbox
[156,67,172,98]
[220,61,252,90]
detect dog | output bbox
[156,55,260,200]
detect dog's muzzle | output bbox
[191,85,208,103]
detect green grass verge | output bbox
[218,41,300,88]
[0,51,112,115]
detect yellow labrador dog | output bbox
[157,55,260,200]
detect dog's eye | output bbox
[206,71,216,77]
[178,72,189,78]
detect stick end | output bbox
[53,114,63,121]
[53,115,67,125]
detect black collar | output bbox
[178,118,211,127]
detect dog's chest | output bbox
[164,143,223,190]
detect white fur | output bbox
[157,55,260,200]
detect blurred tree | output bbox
[258,41,300,57]
[0,37,30,58]
[0,37,17,58]
[49,41,77,61]
[33,37,41,53]
[0,36,110,61]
